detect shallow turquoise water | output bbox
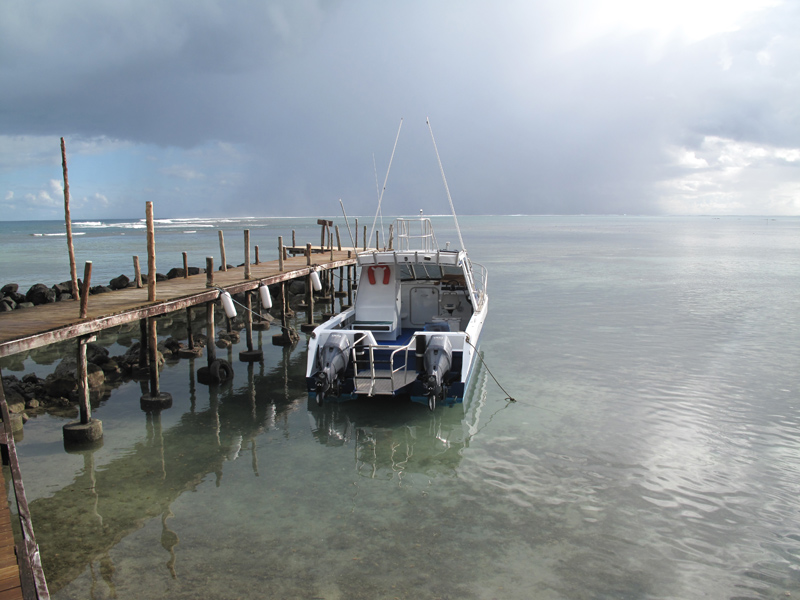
[3,215,800,599]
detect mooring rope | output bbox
[463,337,516,403]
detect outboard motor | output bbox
[422,335,452,411]
[312,333,352,405]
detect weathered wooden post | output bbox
[330,231,334,261]
[79,261,92,318]
[61,137,81,303]
[239,290,263,362]
[206,301,217,366]
[278,236,284,271]
[306,243,312,266]
[292,229,296,248]
[183,252,189,278]
[62,334,103,446]
[146,202,157,302]
[255,245,260,265]
[218,230,227,271]
[244,229,251,279]
[133,256,142,288]
[335,225,342,251]
[206,257,214,287]
[141,316,173,410]
[363,225,367,251]
[355,218,358,249]
[139,318,148,373]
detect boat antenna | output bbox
[338,198,355,248]
[427,117,466,252]
[370,118,403,245]
[373,153,386,249]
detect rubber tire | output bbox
[428,393,436,411]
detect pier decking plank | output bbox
[0,250,357,358]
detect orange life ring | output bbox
[367,265,391,285]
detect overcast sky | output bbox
[1,0,798,220]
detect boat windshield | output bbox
[398,263,464,281]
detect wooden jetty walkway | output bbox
[0,238,359,599]
[0,248,357,358]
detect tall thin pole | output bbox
[146,202,156,302]
[427,117,466,252]
[61,138,80,302]
[370,118,403,239]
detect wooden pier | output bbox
[0,238,359,599]
[0,248,356,358]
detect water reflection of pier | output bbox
[28,346,304,594]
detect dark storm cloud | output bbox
[1,0,798,217]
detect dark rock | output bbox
[288,279,306,295]
[57,293,73,301]
[90,285,112,294]
[166,268,185,279]
[1,283,18,296]
[8,291,26,304]
[187,267,204,275]
[21,373,39,384]
[26,283,56,305]
[1,299,14,312]
[109,274,130,290]
[87,343,110,365]
[16,302,35,309]
[160,338,184,355]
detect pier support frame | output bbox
[141,316,172,411]
[63,335,103,447]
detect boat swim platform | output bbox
[0,249,358,359]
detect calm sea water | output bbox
[2,215,800,599]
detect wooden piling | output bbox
[183,252,189,278]
[306,243,312,266]
[363,225,367,251]
[79,261,92,319]
[292,230,296,247]
[146,202,156,302]
[335,225,342,251]
[255,245,260,265]
[355,218,358,249]
[239,290,263,362]
[141,316,172,409]
[61,137,81,303]
[206,257,214,287]
[133,255,142,288]
[278,236,284,271]
[148,317,160,396]
[62,334,103,445]
[244,229,251,279]
[206,301,216,366]
[218,230,227,271]
[139,318,148,371]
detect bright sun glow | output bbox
[570,0,782,45]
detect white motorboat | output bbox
[305,215,488,410]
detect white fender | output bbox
[220,291,237,318]
[259,284,272,309]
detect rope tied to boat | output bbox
[463,337,516,403]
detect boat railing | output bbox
[351,335,416,396]
[469,261,488,309]
[395,218,438,252]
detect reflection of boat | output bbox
[307,358,489,478]
[306,216,488,410]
